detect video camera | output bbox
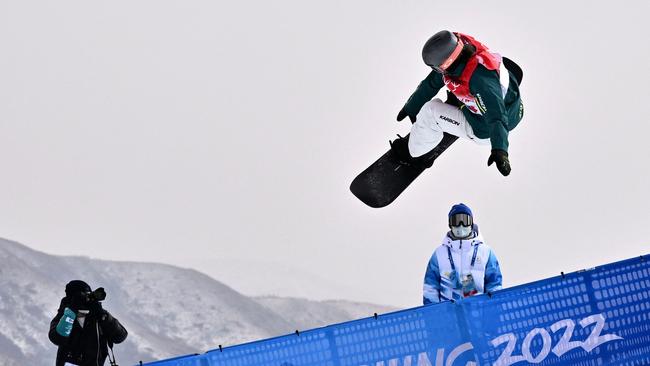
[83,287,106,303]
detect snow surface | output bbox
[0,238,395,365]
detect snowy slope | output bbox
[186,257,380,303]
[0,238,395,365]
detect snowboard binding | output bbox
[389,135,435,169]
[388,135,413,166]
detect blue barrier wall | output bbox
[140,255,650,366]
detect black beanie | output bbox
[65,280,91,297]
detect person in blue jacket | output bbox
[423,203,502,304]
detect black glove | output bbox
[396,107,416,123]
[88,301,106,317]
[487,149,511,176]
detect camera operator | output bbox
[49,280,128,366]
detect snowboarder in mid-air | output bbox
[394,30,524,176]
[350,30,524,207]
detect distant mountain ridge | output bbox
[0,238,395,365]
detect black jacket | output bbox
[49,298,128,366]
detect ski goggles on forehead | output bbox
[449,213,473,227]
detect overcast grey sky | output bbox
[1,0,649,308]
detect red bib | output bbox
[443,33,502,115]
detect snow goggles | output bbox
[449,213,473,227]
[432,38,464,74]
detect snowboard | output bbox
[350,133,458,208]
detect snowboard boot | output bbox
[389,135,435,169]
[389,135,413,166]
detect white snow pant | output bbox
[408,98,490,157]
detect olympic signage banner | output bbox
[141,255,650,366]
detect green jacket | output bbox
[402,60,523,152]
